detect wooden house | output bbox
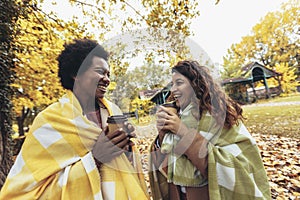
[221,62,282,103]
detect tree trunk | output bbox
[0,0,20,189]
[17,107,30,137]
[13,107,30,156]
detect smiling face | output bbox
[170,71,195,110]
[73,56,110,105]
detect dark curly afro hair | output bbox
[57,38,109,90]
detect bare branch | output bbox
[122,1,145,21]
[70,0,109,17]
[31,5,65,29]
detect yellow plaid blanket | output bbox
[149,112,271,199]
[160,103,207,186]
[0,91,148,200]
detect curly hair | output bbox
[57,38,109,90]
[171,60,244,129]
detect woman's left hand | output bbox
[156,106,188,137]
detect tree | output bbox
[222,0,300,81]
[0,0,20,188]
[40,0,211,75]
[10,0,103,142]
[269,63,299,95]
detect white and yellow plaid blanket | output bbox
[0,91,148,200]
[160,103,207,186]
[149,112,271,199]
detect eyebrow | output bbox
[174,78,184,82]
[94,66,109,71]
[94,65,105,69]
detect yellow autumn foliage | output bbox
[223,0,299,81]
[268,63,299,95]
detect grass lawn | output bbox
[253,93,300,103]
[242,93,300,139]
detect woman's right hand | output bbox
[156,106,188,137]
[92,126,129,164]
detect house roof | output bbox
[222,62,282,85]
[241,62,281,77]
[138,89,161,100]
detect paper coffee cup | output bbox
[160,102,179,153]
[162,102,178,115]
[107,115,128,133]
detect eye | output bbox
[176,80,184,86]
[95,69,104,75]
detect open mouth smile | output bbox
[97,84,108,92]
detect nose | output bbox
[170,84,176,93]
[100,74,110,85]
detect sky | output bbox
[190,0,289,65]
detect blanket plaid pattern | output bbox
[0,91,148,200]
[149,112,271,199]
[160,103,207,186]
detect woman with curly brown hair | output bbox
[149,60,270,200]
